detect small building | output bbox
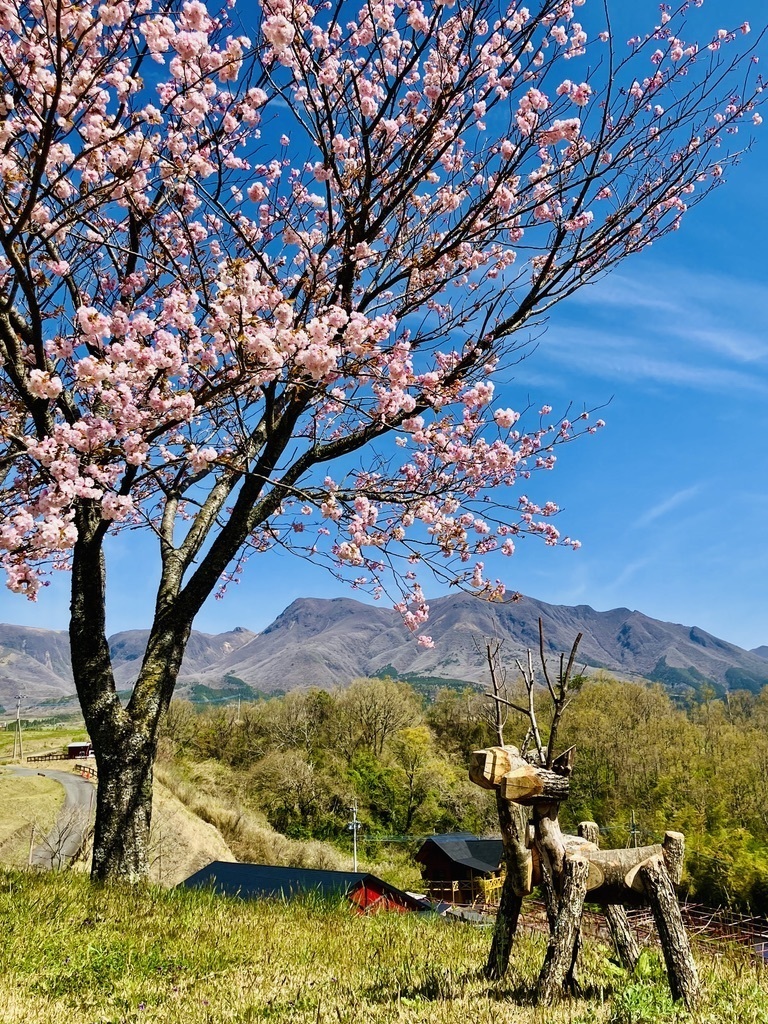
[415,833,504,904]
[67,742,92,759]
[179,862,430,914]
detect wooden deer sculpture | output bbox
[471,628,700,1009]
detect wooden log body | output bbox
[639,855,700,1009]
[501,764,570,804]
[468,746,521,790]
[576,831,685,904]
[626,832,685,890]
[585,843,664,892]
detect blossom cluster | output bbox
[0,0,761,628]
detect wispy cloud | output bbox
[606,556,653,590]
[633,486,702,529]
[535,324,768,395]
[543,263,768,391]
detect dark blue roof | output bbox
[179,861,428,910]
[416,834,503,874]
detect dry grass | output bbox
[0,771,64,866]
[155,760,353,874]
[148,780,237,886]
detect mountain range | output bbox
[2,593,767,713]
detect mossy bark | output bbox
[537,852,589,1005]
[639,854,700,1009]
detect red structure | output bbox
[67,742,92,759]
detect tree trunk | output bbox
[485,793,527,979]
[70,505,193,882]
[537,852,590,1005]
[639,854,700,1010]
[91,727,155,882]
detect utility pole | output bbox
[348,801,360,872]
[13,695,23,761]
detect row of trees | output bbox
[161,676,768,912]
[161,678,497,838]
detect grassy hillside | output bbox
[1,870,766,1024]
[0,771,63,866]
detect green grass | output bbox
[1,871,766,1024]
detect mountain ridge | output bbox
[1,594,766,711]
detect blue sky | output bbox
[1,1,767,652]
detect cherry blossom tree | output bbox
[0,0,762,880]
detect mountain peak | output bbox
[3,595,767,710]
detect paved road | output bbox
[3,765,95,868]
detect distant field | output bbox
[0,774,63,866]
[0,723,88,761]
[1,870,767,1024]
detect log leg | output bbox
[605,905,641,971]
[565,929,582,997]
[486,870,523,979]
[662,831,685,885]
[578,821,640,971]
[638,855,700,1010]
[485,793,527,978]
[537,853,589,1006]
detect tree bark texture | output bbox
[639,855,700,1010]
[576,821,600,845]
[660,831,685,885]
[537,853,590,1006]
[485,874,523,980]
[605,905,642,971]
[485,793,528,978]
[91,732,154,882]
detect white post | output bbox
[14,695,23,761]
[349,801,359,872]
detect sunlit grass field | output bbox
[1,870,766,1024]
[0,773,63,866]
[0,721,88,761]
